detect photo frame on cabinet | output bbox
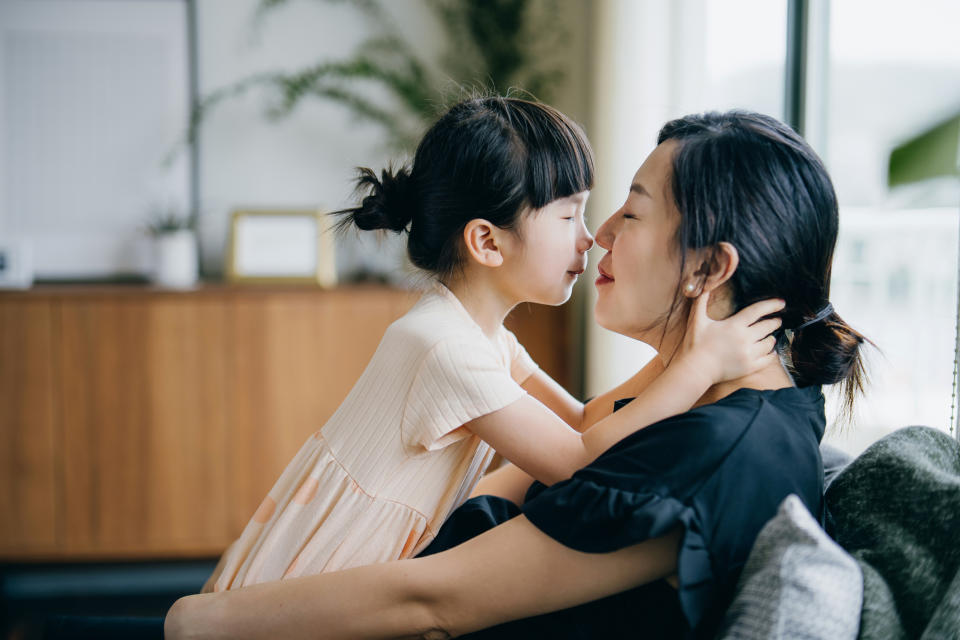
[226,210,337,286]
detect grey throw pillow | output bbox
[717,494,862,640]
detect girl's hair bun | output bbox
[339,166,417,233]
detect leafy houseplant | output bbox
[145,208,200,289]
[188,0,568,152]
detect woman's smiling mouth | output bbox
[595,260,614,286]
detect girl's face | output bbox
[593,141,687,346]
[502,191,594,306]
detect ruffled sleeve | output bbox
[521,405,750,632]
[401,335,527,452]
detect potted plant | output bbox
[145,207,200,288]
[186,0,568,153]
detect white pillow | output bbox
[717,494,862,640]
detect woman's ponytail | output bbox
[336,166,417,233]
[789,309,870,420]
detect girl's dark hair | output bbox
[336,96,594,279]
[657,110,869,417]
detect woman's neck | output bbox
[693,359,796,407]
[653,312,796,409]
[443,276,516,339]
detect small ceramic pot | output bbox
[153,230,199,288]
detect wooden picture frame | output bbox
[226,210,336,286]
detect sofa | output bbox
[718,426,960,639]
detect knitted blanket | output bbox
[824,426,960,640]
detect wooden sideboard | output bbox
[0,284,572,561]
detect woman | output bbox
[164,110,868,639]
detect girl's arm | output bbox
[519,351,665,432]
[581,356,665,430]
[469,461,535,503]
[165,515,682,640]
[467,294,782,486]
[468,352,715,484]
[473,355,667,501]
[520,369,587,430]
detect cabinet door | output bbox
[0,299,58,555]
[58,296,231,556]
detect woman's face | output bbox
[593,140,687,346]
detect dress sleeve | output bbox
[401,335,528,452]
[521,408,740,632]
[498,326,539,384]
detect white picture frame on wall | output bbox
[0,0,192,280]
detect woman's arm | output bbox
[165,516,682,640]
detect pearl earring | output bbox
[685,282,696,294]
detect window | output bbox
[807,0,960,454]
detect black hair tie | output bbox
[796,303,834,330]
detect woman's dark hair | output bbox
[336,96,594,279]
[658,110,869,417]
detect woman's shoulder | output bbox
[570,385,825,493]
[614,385,822,448]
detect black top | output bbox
[420,384,826,639]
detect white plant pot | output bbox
[153,230,199,288]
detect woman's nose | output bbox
[595,214,616,250]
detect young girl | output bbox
[206,97,782,591]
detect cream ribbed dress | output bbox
[214,284,538,590]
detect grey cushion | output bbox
[717,494,863,640]
[821,443,853,490]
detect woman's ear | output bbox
[462,219,504,268]
[682,242,739,297]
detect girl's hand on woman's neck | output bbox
[655,289,795,409]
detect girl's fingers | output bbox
[749,335,779,360]
[691,288,710,320]
[734,298,785,325]
[749,318,782,340]
[687,288,711,329]
[761,335,777,354]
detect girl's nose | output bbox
[579,226,595,252]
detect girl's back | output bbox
[214,284,537,590]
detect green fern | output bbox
[187,0,567,152]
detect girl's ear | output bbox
[681,241,739,297]
[462,219,504,267]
